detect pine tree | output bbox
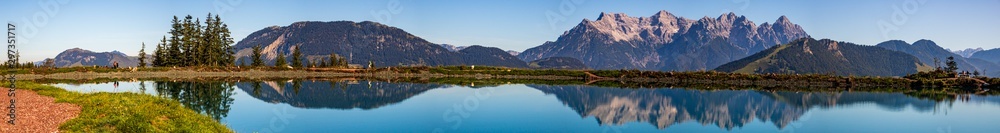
[329,52,348,68]
[168,16,183,67]
[320,58,328,67]
[251,45,263,67]
[192,18,205,66]
[946,56,958,73]
[328,53,340,67]
[275,53,287,68]
[153,37,165,67]
[138,42,147,68]
[332,54,339,67]
[338,55,347,67]
[216,15,235,66]
[291,47,303,68]
[202,13,217,66]
[180,15,195,66]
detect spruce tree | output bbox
[202,13,217,66]
[192,18,205,66]
[946,56,958,73]
[275,53,287,68]
[251,45,263,67]
[327,53,340,67]
[338,54,347,67]
[329,52,347,68]
[181,15,195,66]
[168,16,183,67]
[216,15,235,66]
[320,59,328,67]
[153,37,165,67]
[138,42,147,68]
[291,47,302,68]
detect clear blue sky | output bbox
[2,0,999,62]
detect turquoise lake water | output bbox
[51,80,1000,133]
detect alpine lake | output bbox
[45,78,1000,133]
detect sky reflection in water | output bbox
[50,80,1000,133]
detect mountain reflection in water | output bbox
[528,85,974,130]
[128,80,1000,131]
[235,80,442,109]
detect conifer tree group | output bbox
[152,13,235,67]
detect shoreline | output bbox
[13,66,1000,94]
[16,69,583,80]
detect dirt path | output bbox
[0,89,81,132]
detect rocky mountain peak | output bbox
[651,10,673,18]
[776,16,791,24]
[596,12,630,21]
[580,11,687,43]
[773,16,798,28]
[520,10,809,70]
[952,47,984,58]
[718,12,738,22]
[649,10,679,26]
[697,16,715,23]
[758,22,771,28]
[733,15,754,26]
[764,15,808,45]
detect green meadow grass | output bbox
[5,82,232,133]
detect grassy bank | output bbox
[5,82,232,132]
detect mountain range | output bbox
[952,48,984,58]
[518,11,809,70]
[440,44,521,56]
[971,48,1000,65]
[876,40,1000,77]
[715,38,927,76]
[39,10,1000,78]
[47,48,141,68]
[230,21,527,67]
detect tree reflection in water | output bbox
[154,81,236,121]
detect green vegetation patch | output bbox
[733,44,789,74]
[7,82,232,132]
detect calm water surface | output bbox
[51,80,1000,133]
